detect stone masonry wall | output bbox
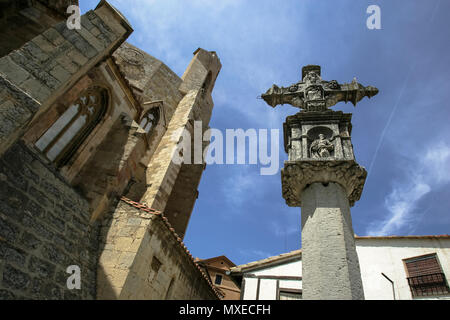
[0,0,78,57]
[72,113,147,221]
[97,200,219,300]
[0,3,131,156]
[0,141,98,299]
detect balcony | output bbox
[407,273,450,297]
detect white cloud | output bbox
[107,0,310,125]
[269,220,299,237]
[423,142,450,184]
[367,142,450,236]
[222,165,257,211]
[107,0,246,72]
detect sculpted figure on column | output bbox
[310,133,334,159]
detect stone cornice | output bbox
[281,160,367,207]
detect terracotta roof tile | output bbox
[355,235,450,240]
[230,235,450,274]
[230,249,302,274]
[196,255,237,268]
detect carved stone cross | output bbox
[261,65,378,112]
[261,64,380,299]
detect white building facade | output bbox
[229,236,450,300]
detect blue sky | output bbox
[80,0,450,265]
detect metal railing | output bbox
[407,273,450,297]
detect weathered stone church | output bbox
[0,0,222,299]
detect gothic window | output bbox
[34,86,108,167]
[140,107,160,134]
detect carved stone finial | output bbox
[261,65,378,112]
[302,65,321,80]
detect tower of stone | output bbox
[262,65,378,299]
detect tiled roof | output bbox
[230,235,450,274]
[196,255,237,268]
[229,249,302,274]
[119,196,224,299]
[355,235,450,240]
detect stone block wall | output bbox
[0,141,98,299]
[137,48,221,238]
[140,90,201,211]
[112,42,184,123]
[0,3,131,156]
[97,199,219,300]
[72,113,148,221]
[0,0,79,57]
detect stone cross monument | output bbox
[261,65,378,300]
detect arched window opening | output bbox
[201,71,212,97]
[35,86,108,167]
[139,107,160,134]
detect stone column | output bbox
[261,65,378,300]
[301,182,364,299]
[281,111,367,300]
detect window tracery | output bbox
[35,86,108,167]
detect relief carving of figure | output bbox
[310,133,334,158]
[304,70,320,83]
[306,87,322,101]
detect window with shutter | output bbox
[404,253,449,297]
[214,274,222,285]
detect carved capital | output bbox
[281,160,367,207]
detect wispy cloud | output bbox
[107,0,246,73]
[367,62,416,178]
[222,165,259,211]
[269,220,299,238]
[367,142,450,236]
[106,0,310,127]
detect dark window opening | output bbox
[151,256,162,273]
[34,86,107,167]
[201,71,212,97]
[140,107,160,134]
[278,289,302,300]
[215,274,222,285]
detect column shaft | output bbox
[301,182,364,299]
